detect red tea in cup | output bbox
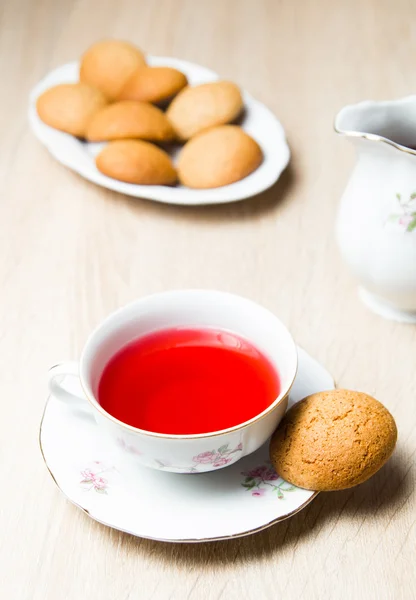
[98,327,280,435]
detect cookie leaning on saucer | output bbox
[96,140,177,185]
[166,81,244,140]
[119,66,188,104]
[80,39,146,100]
[177,125,263,189]
[270,390,397,491]
[86,101,176,142]
[36,83,108,138]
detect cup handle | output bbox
[48,362,92,412]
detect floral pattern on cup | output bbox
[156,442,243,472]
[241,461,296,499]
[386,192,416,232]
[80,461,112,494]
[117,438,143,456]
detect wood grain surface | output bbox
[1,1,415,598]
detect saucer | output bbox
[39,347,334,542]
[28,56,290,206]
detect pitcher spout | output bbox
[335,95,416,156]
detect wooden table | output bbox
[1,1,415,598]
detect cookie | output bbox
[36,83,108,137]
[270,390,397,491]
[96,140,177,185]
[166,81,243,140]
[80,39,146,100]
[177,125,262,188]
[86,100,176,142]
[119,66,188,104]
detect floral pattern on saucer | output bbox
[156,442,243,472]
[241,461,297,499]
[80,461,113,494]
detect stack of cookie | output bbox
[36,39,263,189]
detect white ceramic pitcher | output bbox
[335,96,416,322]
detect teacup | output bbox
[48,290,297,473]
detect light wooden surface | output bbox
[1,0,415,598]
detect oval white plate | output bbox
[39,347,334,543]
[28,57,290,206]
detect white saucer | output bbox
[40,347,334,542]
[28,56,290,206]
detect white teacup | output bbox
[49,290,297,473]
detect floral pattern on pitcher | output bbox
[155,442,243,472]
[80,461,113,494]
[241,461,296,499]
[386,192,416,232]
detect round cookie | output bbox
[36,83,107,137]
[166,81,243,140]
[119,66,188,104]
[177,125,263,189]
[80,39,146,100]
[96,140,177,185]
[86,100,176,142]
[270,390,397,491]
